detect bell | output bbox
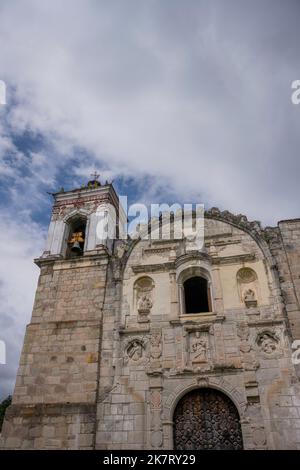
[70,241,82,253]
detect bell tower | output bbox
[1,177,123,449]
[43,176,121,259]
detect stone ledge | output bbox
[35,251,109,268]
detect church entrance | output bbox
[173,388,243,450]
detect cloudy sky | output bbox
[0,0,300,399]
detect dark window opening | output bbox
[66,219,86,258]
[184,276,211,313]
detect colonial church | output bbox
[1,179,300,450]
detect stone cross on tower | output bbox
[90,171,100,181]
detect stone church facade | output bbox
[1,181,300,449]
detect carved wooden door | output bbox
[173,389,243,450]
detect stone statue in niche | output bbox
[134,276,154,322]
[237,267,259,309]
[137,294,152,314]
[243,289,257,308]
[259,333,277,354]
[126,340,143,361]
[191,332,207,364]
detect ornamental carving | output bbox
[237,322,259,370]
[150,330,162,360]
[237,268,257,283]
[237,322,250,341]
[252,427,267,447]
[257,331,279,355]
[126,339,144,362]
[184,328,212,369]
[150,390,162,408]
[149,388,163,448]
[191,334,207,364]
[237,322,251,354]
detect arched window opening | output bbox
[66,218,86,258]
[184,276,211,313]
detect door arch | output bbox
[173,388,243,450]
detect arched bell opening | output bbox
[65,216,87,258]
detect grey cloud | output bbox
[0,1,298,227]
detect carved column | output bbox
[148,382,163,449]
[174,326,184,372]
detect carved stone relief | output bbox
[127,341,143,361]
[149,388,163,448]
[237,268,257,283]
[237,322,259,371]
[183,325,214,371]
[191,332,207,364]
[146,329,163,373]
[150,329,162,361]
[252,426,267,447]
[256,331,280,357]
[124,338,146,364]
